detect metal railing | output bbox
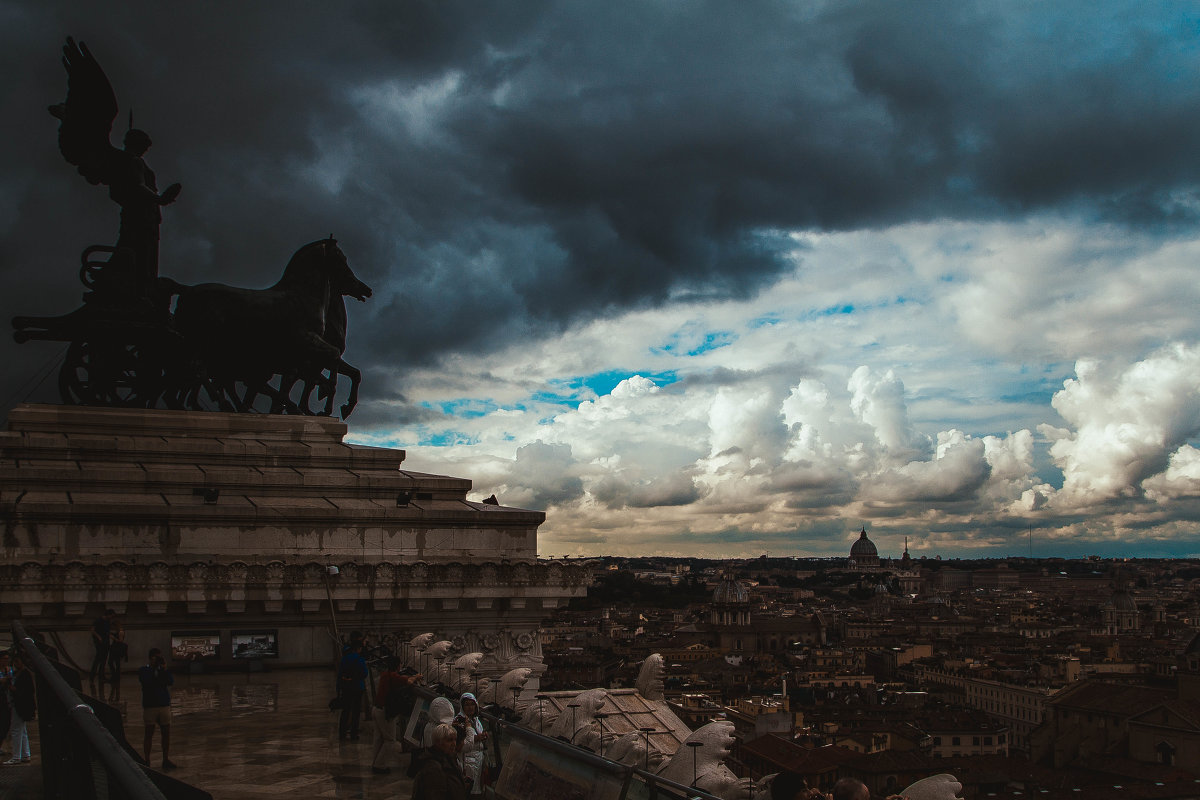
[11,621,209,800]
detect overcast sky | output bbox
[4,1,1200,559]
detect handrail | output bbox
[407,683,723,800]
[11,620,167,800]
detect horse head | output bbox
[283,238,372,302]
[322,238,372,301]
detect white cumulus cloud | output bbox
[1042,344,1200,507]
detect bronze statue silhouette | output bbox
[48,36,180,300]
[11,39,372,419]
[166,237,371,418]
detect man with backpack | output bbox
[369,658,421,774]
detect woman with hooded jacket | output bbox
[4,654,34,765]
[454,692,488,795]
[409,695,457,778]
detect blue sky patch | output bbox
[653,329,736,357]
[426,398,498,418]
[421,430,479,447]
[576,369,679,396]
[686,331,735,356]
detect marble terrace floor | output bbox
[94,667,415,799]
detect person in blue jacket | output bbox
[337,639,368,740]
[138,648,176,770]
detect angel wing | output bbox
[48,37,122,186]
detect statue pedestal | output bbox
[0,404,586,674]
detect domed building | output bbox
[848,526,880,568]
[1103,586,1141,635]
[710,573,751,626]
[702,572,826,655]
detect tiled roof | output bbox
[1050,680,1173,716]
[739,735,857,774]
[535,688,690,757]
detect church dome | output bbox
[849,528,879,565]
[712,574,749,604]
[1110,588,1137,612]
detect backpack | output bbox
[385,679,415,720]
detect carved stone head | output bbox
[656,720,737,786]
[903,774,964,800]
[425,640,453,660]
[498,667,533,704]
[453,652,483,674]
[636,654,666,701]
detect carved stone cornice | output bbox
[0,558,590,605]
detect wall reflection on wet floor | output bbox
[102,667,413,799]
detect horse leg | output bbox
[298,369,331,415]
[275,373,306,415]
[249,372,303,415]
[298,378,317,414]
[319,367,338,416]
[271,371,299,414]
[338,359,362,419]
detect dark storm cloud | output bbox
[4,1,1199,411]
[593,470,706,510]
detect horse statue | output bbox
[12,39,374,418]
[167,237,371,418]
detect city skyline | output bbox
[3,3,1200,559]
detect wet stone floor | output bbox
[94,667,415,799]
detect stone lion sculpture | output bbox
[603,731,650,767]
[548,687,608,747]
[635,654,666,701]
[656,720,763,800]
[405,632,434,669]
[903,774,964,800]
[423,640,454,683]
[449,652,484,693]
[484,667,533,708]
[519,693,558,732]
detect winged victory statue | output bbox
[12,38,372,419]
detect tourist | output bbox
[831,778,914,800]
[771,772,829,800]
[337,638,368,740]
[421,696,457,748]
[831,778,867,800]
[138,648,177,770]
[4,654,34,765]
[0,652,11,758]
[370,657,419,774]
[90,609,115,684]
[454,692,488,795]
[108,621,129,685]
[411,723,467,800]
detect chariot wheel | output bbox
[58,338,165,408]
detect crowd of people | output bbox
[406,692,491,799]
[334,629,906,800]
[334,630,494,800]
[771,773,913,800]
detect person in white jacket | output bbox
[421,697,456,749]
[454,692,488,795]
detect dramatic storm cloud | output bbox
[4,1,1200,557]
